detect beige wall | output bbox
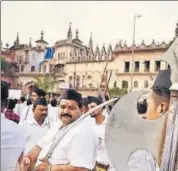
[64,50,167,90]
[36,42,47,49]
[18,47,168,93]
[54,45,71,63]
[65,61,110,88]
[109,50,167,90]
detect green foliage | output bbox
[1,56,9,70]
[33,74,55,93]
[108,87,127,98]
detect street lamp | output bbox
[130,14,142,91]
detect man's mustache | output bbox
[41,113,47,117]
[61,113,72,118]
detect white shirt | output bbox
[84,115,96,126]
[1,114,25,171]
[36,118,98,170]
[128,150,157,171]
[47,104,59,124]
[19,104,33,122]
[19,116,50,154]
[93,117,116,171]
[14,102,27,116]
[103,108,109,118]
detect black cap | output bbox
[88,96,102,105]
[27,98,32,106]
[34,98,48,106]
[82,97,89,107]
[32,87,46,97]
[152,70,172,96]
[51,98,57,107]
[1,80,9,101]
[60,89,82,108]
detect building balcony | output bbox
[56,59,66,65]
[24,59,29,64]
[12,72,19,77]
[16,59,29,64]
[1,70,19,77]
[75,87,98,91]
[116,71,159,76]
[19,71,66,77]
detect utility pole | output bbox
[130,14,142,91]
[73,63,76,89]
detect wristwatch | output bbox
[46,165,52,171]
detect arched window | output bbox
[31,66,35,72]
[113,81,117,88]
[89,83,93,88]
[134,81,138,88]
[76,76,80,89]
[88,75,92,79]
[144,80,149,88]
[43,65,46,73]
[122,81,128,89]
[69,76,73,80]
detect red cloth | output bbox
[5,110,20,124]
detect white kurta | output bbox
[47,104,59,124]
[128,149,157,171]
[14,102,27,116]
[1,114,25,171]
[19,116,50,154]
[93,117,116,171]
[36,118,98,170]
[19,104,33,122]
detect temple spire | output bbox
[175,21,178,38]
[41,31,44,40]
[16,33,20,45]
[6,43,9,49]
[89,32,93,49]
[76,29,79,39]
[67,22,72,40]
[29,37,32,47]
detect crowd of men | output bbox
[1,69,173,171]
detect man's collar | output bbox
[27,116,49,127]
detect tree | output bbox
[1,56,9,71]
[33,74,55,93]
[108,87,127,98]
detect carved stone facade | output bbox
[2,22,178,94]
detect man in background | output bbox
[128,70,172,171]
[19,98,50,154]
[88,96,116,171]
[20,88,46,122]
[14,96,27,117]
[5,99,20,124]
[48,98,59,124]
[1,80,25,171]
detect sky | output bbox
[1,1,178,49]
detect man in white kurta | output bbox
[19,98,50,154]
[22,89,97,171]
[47,98,59,125]
[36,115,97,169]
[14,97,27,116]
[1,114,26,171]
[88,96,116,171]
[1,80,25,171]
[20,88,46,122]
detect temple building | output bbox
[2,22,178,95]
